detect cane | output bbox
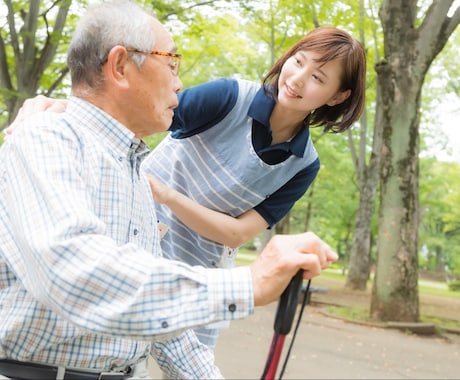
[261,270,311,380]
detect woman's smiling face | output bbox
[277,50,351,115]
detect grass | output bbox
[236,249,459,296]
[325,304,460,330]
[236,249,460,330]
[325,305,370,321]
[235,250,258,265]
[419,280,459,297]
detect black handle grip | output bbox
[274,270,304,335]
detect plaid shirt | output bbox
[0,97,253,378]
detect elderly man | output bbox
[0,1,336,379]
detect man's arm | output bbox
[151,329,223,379]
[1,112,253,337]
[2,110,337,338]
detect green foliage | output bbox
[419,158,460,275]
[144,131,168,149]
[301,128,359,250]
[1,0,459,279]
[0,0,79,127]
[448,281,460,292]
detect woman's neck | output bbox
[269,104,309,145]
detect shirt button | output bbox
[228,303,236,313]
[161,321,168,328]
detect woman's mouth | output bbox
[285,84,302,99]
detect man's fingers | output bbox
[300,253,322,279]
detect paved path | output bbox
[149,303,460,379]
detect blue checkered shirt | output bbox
[0,97,253,378]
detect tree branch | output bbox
[417,1,455,64]
[5,0,20,60]
[34,0,71,91]
[0,29,13,92]
[45,66,70,96]
[445,4,460,36]
[22,1,40,73]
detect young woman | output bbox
[143,26,366,350]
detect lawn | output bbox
[236,249,460,330]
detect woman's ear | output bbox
[327,89,351,106]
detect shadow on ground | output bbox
[148,275,460,379]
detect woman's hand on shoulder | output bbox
[5,95,68,137]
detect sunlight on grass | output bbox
[236,250,460,300]
[326,305,370,321]
[325,305,460,330]
[236,250,257,266]
[236,248,460,331]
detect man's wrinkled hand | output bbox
[250,232,338,307]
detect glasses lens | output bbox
[172,57,180,75]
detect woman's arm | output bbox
[147,175,268,248]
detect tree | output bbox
[0,0,74,128]
[371,0,460,322]
[345,0,382,290]
[0,0,250,129]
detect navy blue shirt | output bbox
[169,78,320,227]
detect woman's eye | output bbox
[312,74,323,83]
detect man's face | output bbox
[125,18,183,138]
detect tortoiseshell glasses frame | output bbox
[126,48,182,76]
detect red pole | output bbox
[261,271,304,380]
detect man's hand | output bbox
[250,232,337,307]
[4,95,68,137]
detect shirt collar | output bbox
[248,86,275,127]
[67,96,150,161]
[289,125,310,157]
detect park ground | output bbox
[148,270,460,379]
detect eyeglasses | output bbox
[126,48,182,76]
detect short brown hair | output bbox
[263,26,366,133]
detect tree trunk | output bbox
[371,56,421,320]
[346,95,383,290]
[345,176,375,290]
[435,246,445,274]
[303,182,315,232]
[371,0,460,322]
[345,0,383,290]
[275,212,290,234]
[0,0,71,125]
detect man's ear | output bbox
[327,89,351,106]
[103,46,130,87]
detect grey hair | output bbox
[68,0,156,89]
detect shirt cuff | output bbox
[207,266,254,322]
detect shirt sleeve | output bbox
[170,78,239,138]
[151,329,223,379]
[254,158,320,227]
[0,118,254,341]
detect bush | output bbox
[447,280,460,292]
